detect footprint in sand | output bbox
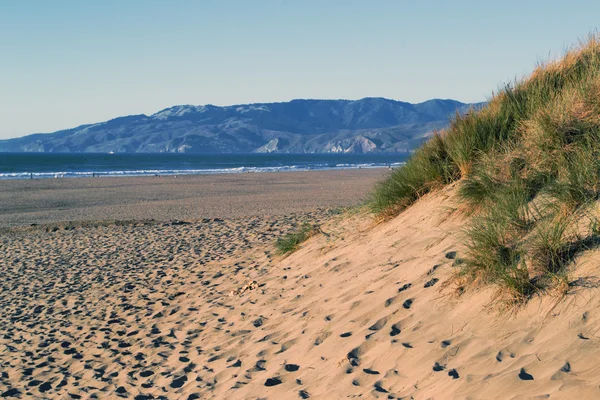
[313,332,331,346]
[369,316,389,331]
[384,296,398,307]
[373,381,389,393]
[551,362,571,380]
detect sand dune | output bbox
[2,182,600,399]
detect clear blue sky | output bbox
[1,0,599,139]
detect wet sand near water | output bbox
[0,169,389,227]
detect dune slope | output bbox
[217,186,600,399]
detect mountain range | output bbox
[0,98,483,153]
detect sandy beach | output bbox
[0,169,387,399]
[3,171,600,399]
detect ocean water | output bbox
[0,153,408,180]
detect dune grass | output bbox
[275,223,320,255]
[371,35,600,301]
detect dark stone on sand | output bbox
[285,364,300,372]
[264,377,282,387]
[433,362,445,371]
[424,278,439,288]
[340,332,352,338]
[398,283,411,292]
[402,299,413,309]
[299,389,310,398]
[39,381,52,392]
[140,370,154,377]
[428,264,440,275]
[448,369,460,379]
[116,386,127,394]
[561,362,571,373]
[1,388,21,398]
[445,251,457,259]
[170,375,188,388]
[363,368,380,375]
[187,395,201,400]
[518,368,534,380]
[253,318,263,328]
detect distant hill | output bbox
[0,98,483,153]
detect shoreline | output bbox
[0,168,389,227]
[1,164,400,180]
